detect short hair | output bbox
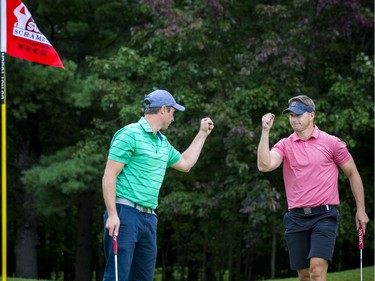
[288,95,315,111]
[144,107,160,115]
[144,106,173,115]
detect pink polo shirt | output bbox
[272,125,352,210]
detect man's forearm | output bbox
[257,130,272,171]
[102,175,118,216]
[349,173,366,211]
[181,131,208,170]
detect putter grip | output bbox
[113,235,118,254]
[358,225,364,249]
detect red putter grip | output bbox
[358,225,364,249]
[113,235,118,254]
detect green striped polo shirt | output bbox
[108,117,181,209]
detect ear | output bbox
[310,112,315,120]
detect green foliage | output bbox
[317,53,374,145]
[22,147,105,216]
[7,0,374,279]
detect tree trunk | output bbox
[245,245,253,281]
[15,194,38,278]
[271,225,276,279]
[74,190,94,281]
[202,239,208,281]
[14,147,38,278]
[96,244,105,281]
[187,259,199,281]
[160,220,173,281]
[227,231,234,281]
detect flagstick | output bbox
[1,53,7,281]
[1,0,7,280]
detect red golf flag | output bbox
[4,0,64,68]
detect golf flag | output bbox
[3,0,64,68]
[1,1,64,280]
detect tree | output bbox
[11,0,374,279]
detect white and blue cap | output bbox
[144,89,185,111]
[282,100,315,115]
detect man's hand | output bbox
[262,113,275,131]
[200,117,214,135]
[105,215,120,237]
[356,210,369,235]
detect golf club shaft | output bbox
[358,225,364,281]
[115,254,118,281]
[359,249,362,281]
[113,235,118,281]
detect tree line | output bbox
[3,0,373,280]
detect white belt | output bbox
[116,198,156,215]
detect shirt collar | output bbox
[139,117,165,140]
[139,117,153,133]
[291,125,320,141]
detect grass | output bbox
[261,266,374,281]
[3,266,374,280]
[6,279,50,281]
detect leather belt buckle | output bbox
[303,208,312,215]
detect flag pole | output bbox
[1,54,6,281]
[1,0,7,280]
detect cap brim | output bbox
[173,104,185,111]
[282,107,305,115]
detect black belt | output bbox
[290,205,337,215]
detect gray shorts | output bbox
[283,206,339,270]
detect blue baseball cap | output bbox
[282,100,315,115]
[144,89,185,111]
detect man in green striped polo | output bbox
[102,89,214,281]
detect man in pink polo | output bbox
[257,95,369,281]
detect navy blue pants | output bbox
[103,204,158,281]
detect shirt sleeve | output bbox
[333,136,352,165]
[166,143,182,168]
[271,138,286,160]
[108,127,135,164]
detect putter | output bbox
[113,234,119,281]
[358,225,364,281]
